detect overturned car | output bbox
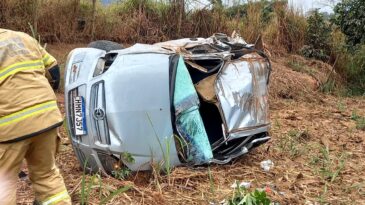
[64,33,271,174]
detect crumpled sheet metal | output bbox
[154,34,247,60]
[112,33,251,60]
[216,54,270,137]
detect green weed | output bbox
[286,59,318,80]
[277,129,310,158]
[164,137,172,177]
[337,100,346,112]
[317,183,329,204]
[347,181,365,197]
[228,185,271,205]
[350,110,365,130]
[308,146,347,204]
[287,59,305,72]
[99,186,131,205]
[111,167,131,180]
[208,166,215,194]
[111,152,135,180]
[320,79,336,93]
[355,117,365,130]
[311,146,347,183]
[273,118,281,129]
[146,113,174,186]
[121,152,135,164]
[351,110,361,120]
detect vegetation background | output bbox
[0,0,363,95]
[1,0,365,204]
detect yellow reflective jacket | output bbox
[0,28,63,142]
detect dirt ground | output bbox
[16,44,365,204]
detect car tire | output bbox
[87,40,124,52]
[72,145,99,174]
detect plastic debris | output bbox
[260,159,274,172]
[230,180,251,189]
[264,185,272,193]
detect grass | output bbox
[317,183,329,204]
[355,117,365,130]
[337,100,346,112]
[350,110,365,130]
[111,167,131,180]
[287,59,306,72]
[320,79,336,93]
[286,58,317,76]
[146,113,174,186]
[163,137,172,178]
[351,109,361,120]
[347,181,365,197]
[310,146,347,183]
[319,147,346,183]
[276,126,349,204]
[99,186,131,205]
[111,151,135,180]
[79,157,132,204]
[273,118,281,129]
[121,152,135,164]
[208,166,215,194]
[307,145,347,203]
[80,168,132,204]
[277,129,310,158]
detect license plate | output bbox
[73,96,87,135]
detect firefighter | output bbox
[0,28,71,204]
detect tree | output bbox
[302,9,331,61]
[333,0,365,47]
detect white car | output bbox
[64,33,271,174]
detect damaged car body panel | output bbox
[217,54,270,136]
[64,33,271,173]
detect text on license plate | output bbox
[73,96,87,135]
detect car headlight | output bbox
[65,49,86,84]
[93,58,106,77]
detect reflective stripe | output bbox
[42,53,55,67]
[0,101,58,127]
[0,60,44,81]
[41,190,70,205]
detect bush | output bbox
[346,45,365,94]
[301,9,331,61]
